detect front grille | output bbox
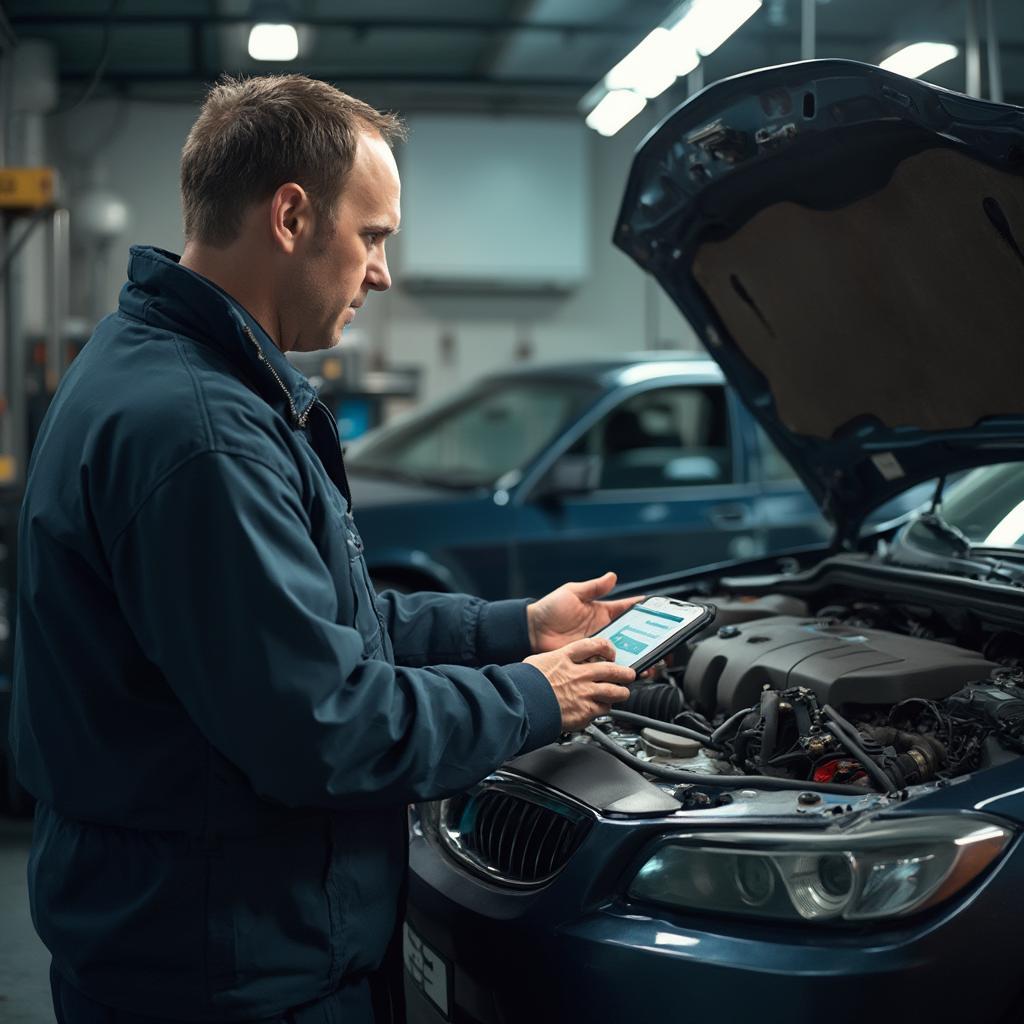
[441,783,590,886]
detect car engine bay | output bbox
[582,560,1024,811]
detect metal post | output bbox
[0,50,12,467]
[48,208,69,387]
[801,0,816,61]
[7,221,25,490]
[986,0,1003,103]
[687,63,704,96]
[965,0,982,97]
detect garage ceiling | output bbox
[4,0,1024,114]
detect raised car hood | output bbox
[616,59,1024,542]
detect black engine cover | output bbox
[683,616,997,713]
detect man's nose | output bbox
[366,249,391,292]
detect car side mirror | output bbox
[532,453,602,502]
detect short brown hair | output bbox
[181,74,404,247]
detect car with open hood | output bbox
[402,60,1024,1024]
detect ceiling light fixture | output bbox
[879,42,958,80]
[604,28,679,99]
[581,0,762,137]
[247,22,299,61]
[668,0,762,58]
[585,90,648,137]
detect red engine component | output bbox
[813,758,868,785]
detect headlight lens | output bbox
[628,815,1012,923]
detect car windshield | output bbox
[901,462,1024,555]
[346,377,599,488]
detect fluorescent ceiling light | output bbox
[879,42,958,79]
[248,22,299,61]
[585,90,647,137]
[605,28,673,99]
[605,26,698,99]
[583,0,759,136]
[669,0,762,58]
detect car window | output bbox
[571,385,732,490]
[755,425,799,482]
[903,462,1024,552]
[348,379,597,487]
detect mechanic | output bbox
[10,74,639,1024]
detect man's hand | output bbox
[524,637,634,732]
[527,571,645,653]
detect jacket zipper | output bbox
[241,325,316,428]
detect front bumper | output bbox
[406,820,1024,1024]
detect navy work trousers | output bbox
[49,963,376,1024]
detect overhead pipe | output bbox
[801,0,815,61]
[986,0,1003,103]
[965,0,982,97]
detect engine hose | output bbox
[711,708,750,746]
[608,709,717,747]
[584,725,873,796]
[622,682,687,724]
[822,722,896,794]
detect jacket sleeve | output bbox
[374,589,534,668]
[108,450,561,810]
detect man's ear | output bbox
[269,182,312,253]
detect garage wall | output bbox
[49,97,700,406]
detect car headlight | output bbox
[628,814,1013,923]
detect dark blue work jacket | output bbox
[11,246,560,1021]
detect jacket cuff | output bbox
[475,598,533,665]
[503,663,562,755]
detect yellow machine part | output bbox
[0,167,57,209]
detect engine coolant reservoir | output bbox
[640,727,724,774]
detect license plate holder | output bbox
[403,921,451,1018]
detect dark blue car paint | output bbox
[349,359,834,599]
[405,812,1024,1024]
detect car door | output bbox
[510,382,763,595]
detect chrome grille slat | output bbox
[441,782,590,886]
[481,792,504,863]
[499,797,530,875]
[531,806,564,881]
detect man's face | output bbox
[288,131,401,353]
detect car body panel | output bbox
[406,817,1024,1024]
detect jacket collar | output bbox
[118,246,319,427]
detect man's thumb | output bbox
[571,571,617,599]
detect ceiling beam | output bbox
[7,13,648,35]
[56,69,595,89]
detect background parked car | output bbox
[345,353,926,598]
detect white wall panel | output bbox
[399,115,589,290]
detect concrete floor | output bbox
[0,818,53,1023]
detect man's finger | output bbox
[567,571,617,600]
[595,595,647,620]
[588,683,632,705]
[568,637,617,663]
[582,663,635,685]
